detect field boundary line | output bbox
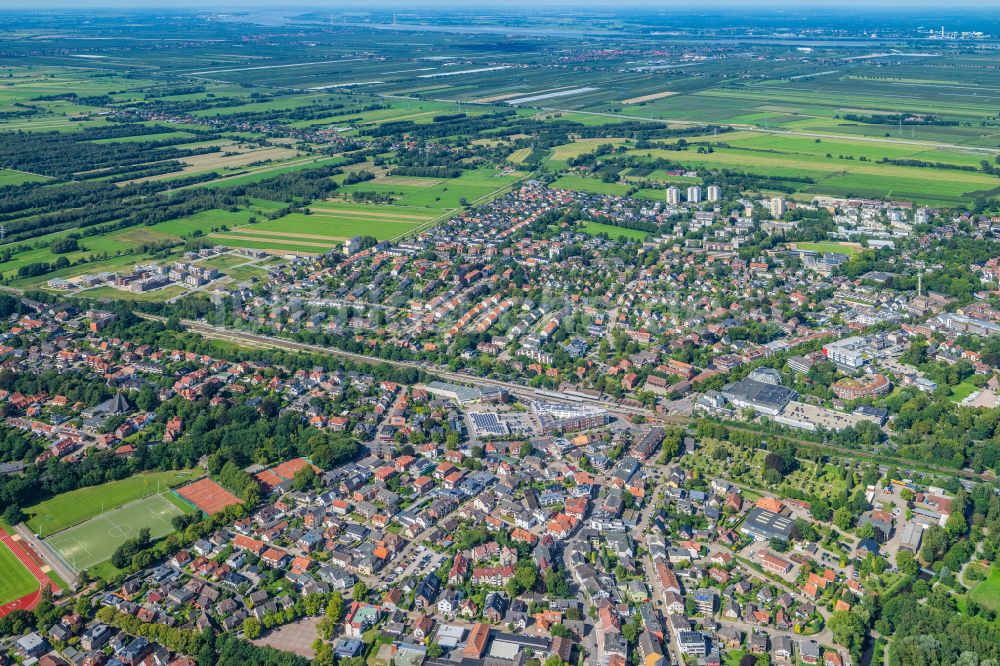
[383,89,1000,155]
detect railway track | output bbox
[139,314,994,484]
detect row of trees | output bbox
[96,609,309,666]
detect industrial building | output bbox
[720,377,797,416]
[740,507,793,541]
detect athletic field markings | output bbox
[42,492,186,572]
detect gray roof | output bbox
[741,507,793,541]
[722,377,796,411]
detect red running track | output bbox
[0,533,57,618]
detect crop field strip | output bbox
[0,32,999,291]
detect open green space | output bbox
[26,469,198,536]
[190,155,344,189]
[75,285,189,302]
[204,235,330,254]
[246,208,439,239]
[970,565,1000,613]
[195,253,256,270]
[222,264,267,282]
[46,493,192,572]
[0,200,291,285]
[619,131,1000,206]
[949,382,979,403]
[339,167,524,210]
[0,542,39,606]
[791,242,862,256]
[580,221,650,241]
[549,174,630,195]
[89,130,195,144]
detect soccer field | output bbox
[26,470,196,536]
[45,494,188,572]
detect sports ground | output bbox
[0,527,58,618]
[44,493,191,572]
[175,477,243,515]
[26,469,195,536]
[0,535,41,615]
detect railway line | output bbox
[139,314,994,485]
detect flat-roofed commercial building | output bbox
[740,507,793,542]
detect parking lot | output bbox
[384,545,449,584]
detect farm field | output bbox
[617,131,1000,206]
[127,144,301,184]
[188,167,530,253]
[25,470,198,536]
[546,137,630,169]
[549,174,631,196]
[190,156,346,189]
[0,169,49,186]
[45,493,192,573]
[0,24,997,301]
[206,200,445,252]
[338,168,527,210]
[89,130,196,144]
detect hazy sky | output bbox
[2,0,998,8]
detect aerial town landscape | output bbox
[0,3,998,666]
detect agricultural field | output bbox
[613,131,1000,206]
[0,168,48,186]
[0,196,297,287]
[549,174,631,196]
[206,200,446,252]
[338,168,527,209]
[25,470,198,536]
[0,20,997,300]
[188,167,530,254]
[546,137,630,169]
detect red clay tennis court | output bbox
[270,458,320,481]
[255,469,285,492]
[176,478,242,515]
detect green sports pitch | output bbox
[45,493,192,572]
[26,470,195,536]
